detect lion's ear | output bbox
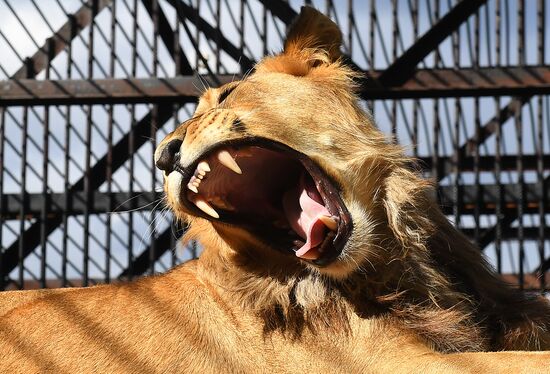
[284,6,342,62]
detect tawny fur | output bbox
[1,6,549,373]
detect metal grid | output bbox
[0,0,548,291]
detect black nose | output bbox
[155,139,183,172]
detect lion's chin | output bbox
[165,139,353,267]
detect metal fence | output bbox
[0,0,548,291]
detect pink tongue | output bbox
[283,175,331,260]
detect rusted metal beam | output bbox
[437,183,550,216]
[419,154,550,175]
[0,75,235,106]
[3,67,550,106]
[460,228,550,242]
[1,191,162,220]
[362,66,550,99]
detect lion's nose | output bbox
[155,139,183,172]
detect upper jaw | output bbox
[164,138,353,267]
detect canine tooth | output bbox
[187,183,198,194]
[217,150,242,174]
[193,198,219,219]
[319,215,338,231]
[198,161,211,172]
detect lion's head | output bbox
[155,7,428,280]
[156,7,550,352]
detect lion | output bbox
[0,6,549,373]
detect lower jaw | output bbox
[208,220,339,267]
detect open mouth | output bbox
[173,139,352,266]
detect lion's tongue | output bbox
[282,174,329,260]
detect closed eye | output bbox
[218,86,236,104]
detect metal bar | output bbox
[127,0,139,282]
[195,0,201,70]
[60,13,77,288]
[493,0,503,274]
[411,0,419,158]
[516,0,526,289]
[431,0,441,189]
[40,38,55,288]
[18,102,29,289]
[536,0,547,291]
[473,8,481,246]
[4,67,550,106]
[216,0,222,72]
[15,58,36,289]
[0,106,4,288]
[104,0,117,284]
[149,0,160,275]
[239,0,245,74]
[81,0,99,287]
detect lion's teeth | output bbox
[198,160,211,173]
[217,150,242,174]
[193,198,219,219]
[319,215,338,231]
[187,183,198,193]
[187,175,202,193]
